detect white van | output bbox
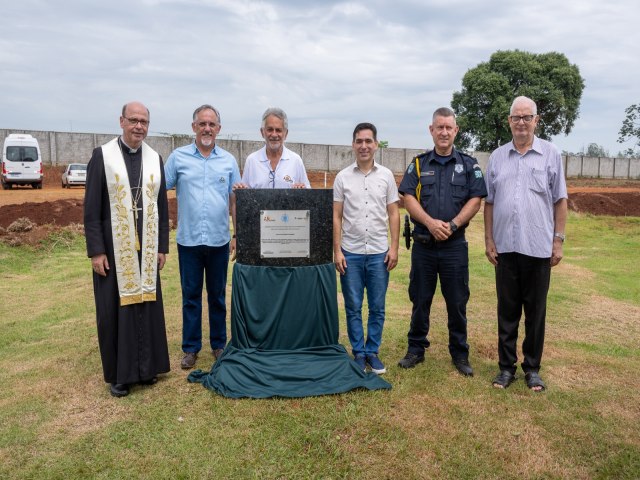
[1,134,43,189]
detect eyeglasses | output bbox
[196,121,219,129]
[509,115,535,124]
[124,117,149,127]
[269,170,275,189]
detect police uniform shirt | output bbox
[398,148,487,235]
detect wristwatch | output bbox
[449,221,458,233]
[554,232,565,242]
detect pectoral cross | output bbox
[131,204,142,251]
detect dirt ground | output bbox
[0,166,638,246]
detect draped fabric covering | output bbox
[188,263,391,398]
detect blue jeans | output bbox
[339,249,389,356]
[178,243,229,353]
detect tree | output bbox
[582,143,608,157]
[617,104,640,150]
[451,50,585,151]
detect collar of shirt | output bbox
[259,145,291,165]
[425,148,462,166]
[351,160,379,174]
[191,142,219,159]
[508,135,543,156]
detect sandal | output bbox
[492,370,516,389]
[525,371,546,392]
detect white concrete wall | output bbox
[2,128,639,179]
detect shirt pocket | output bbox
[450,173,468,199]
[419,174,436,197]
[528,168,547,194]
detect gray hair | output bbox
[510,96,537,115]
[192,104,221,123]
[432,107,456,123]
[261,107,288,130]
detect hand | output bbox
[334,251,347,275]
[91,254,109,277]
[157,253,166,270]
[485,239,498,266]
[385,249,398,272]
[551,239,563,267]
[232,182,248,190]
[230,237,237,261]
[291,183,306,189]
[427,219,452,242]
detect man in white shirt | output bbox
[333,123,400,374]
[235,107,310,189]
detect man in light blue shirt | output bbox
[164,104,241,370]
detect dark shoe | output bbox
[492,370,516,389]
[110,383,129,397]
[366,353,386,375]
[140,376,158,385]
[453,358,474,377]
[525,371,546,392]
[354,354,366,371]
[398,352,425,369]
[181,352,197,370]
[212,348,224,361]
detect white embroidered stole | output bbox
[102,138,161,306]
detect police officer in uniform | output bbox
[397,107,487,376]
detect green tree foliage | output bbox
[451,50,585,151]
[582,143,609,157]
[617,104,640,152]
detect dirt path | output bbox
[1,168,638,242]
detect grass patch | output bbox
[0,213,639,479]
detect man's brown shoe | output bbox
[181,352,197,369]
[212,348,224,361]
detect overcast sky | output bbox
[1,0,638,156]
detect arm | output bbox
[229,192,237,261]
[84,148,110,276]
[385,201,400,271]
[333,201,347,274]
[157,156,170,270]
[164,153,177,190]
[450,196,482,229]
[484,202,498,266]
[551,198,568,267]
[403,193,450,241]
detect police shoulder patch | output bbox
[407,163,415,174]
[474,170,483,178]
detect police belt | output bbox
[412,229,464,246]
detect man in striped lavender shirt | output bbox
[484,96,568,392]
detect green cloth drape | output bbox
[188,263,391,398]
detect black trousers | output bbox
[495,252,551,374]
[407,239,470,360]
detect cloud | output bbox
[0,0,638,154]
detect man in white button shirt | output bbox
[333,123,400,374]
[235,107,310,189]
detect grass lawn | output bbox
[0,211,638,479]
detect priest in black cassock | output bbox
[84,101,170,398]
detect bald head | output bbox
[119,101,150,149]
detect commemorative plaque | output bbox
[260,210,310,258]
[235,189,333,266]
